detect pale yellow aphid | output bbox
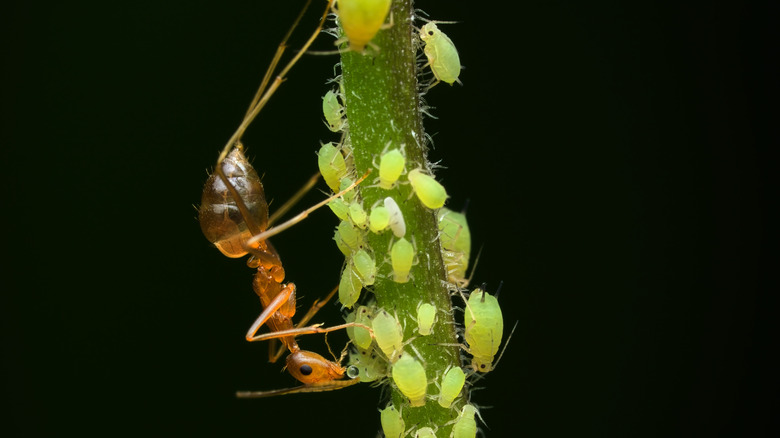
[390,237,414,283]
[317,142,348,192]
[348,200,368,228]
[464,289,504,373]
[419,22,461,86]
[368,204,389,233]
[336,0,392,53]
[384,196,406,237]
[416,302,436,336]
[437,207,471,286]
[450,404,478,438]
[391,352,428,407]
[378,148,406,189]
[372,310,404,361]
[338,263,363,308]
[380,403,405,438]
[415,426,437,438]
[408,169,448,209]
[351,248,376,286]
[322,89,346,132]
[436,365,466,408]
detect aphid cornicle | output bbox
[391,353,428,407]
[464,289,504,373]
[336,0,392,53]
[450,404,478,438]
[419,22,462,86]
[408,169,448,209]
[380,403,405,438]
[437,365,466,408]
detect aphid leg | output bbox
[246,169,371,245]
[489,320,519,372]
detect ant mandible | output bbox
[198,0,371,398]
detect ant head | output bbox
[286,350,345,385]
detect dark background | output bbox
[2,1,773,436]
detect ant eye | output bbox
[428,31,434,36]
[300,364,313,376]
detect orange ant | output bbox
[198,0,371,398]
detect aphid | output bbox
[372,310,404,361]
[390,237,415,283]
[339,176,357,203]
[437,207,471,286]
[450,405,478,438]
[327,197,350,221]
[351,248,376,286]
[415,427,438,438]
[339,262,363,308]
[408,169,448,209]
[384,196,406,237]
[348,346,387,382]
[345,305,374,350]
[322,89,346,132]
[348,200,368,228]
[416,302,436,336]
[317,142,348,193]
[436,366,466,408]
[336,0,392,53]
[337,219,363,252]
[368,204,390,233]
[378,147,406,189]
[463,289,504,373]
[391,352,428,407]
[419,22,462,87]
[380,404,405,438]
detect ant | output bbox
[198,0,371,398]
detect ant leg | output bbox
[247,169,371,246]
[246,322,374,344]
[245,283,296,342]
[267,172,321,226]
[236,379,360,398]
[270,284,339,362]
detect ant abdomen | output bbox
[199,148,269,258]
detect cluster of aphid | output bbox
[198,1,509,437]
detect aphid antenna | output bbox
[464,245,484,287]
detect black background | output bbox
[2,1,773,436]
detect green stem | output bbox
[338,0,462,433]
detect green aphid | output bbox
[419,22,462,87]
[380,404,405,438]
[450,405,478,438]
[416,302,436,336]
[415,426,437,438]
[464,289,504,373]
[349,201,368,229]
[328,197,350,221]
[378,148,406,189]
[333,228,350,256]
[372,310,404,361]
[437,208,471,286]
[339,176,357,203]
[317,143,347,193]
[351,249,376,286]
[408,169,448,209]
[437,365,466,408]
[339,264,362,308]
[390,237,414,283]
[391,353,427,407]
[368,205,390,233]
[337,219,363,252]
[348,347,387,382]
[346,305,374,350]
[322,89,345,132]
